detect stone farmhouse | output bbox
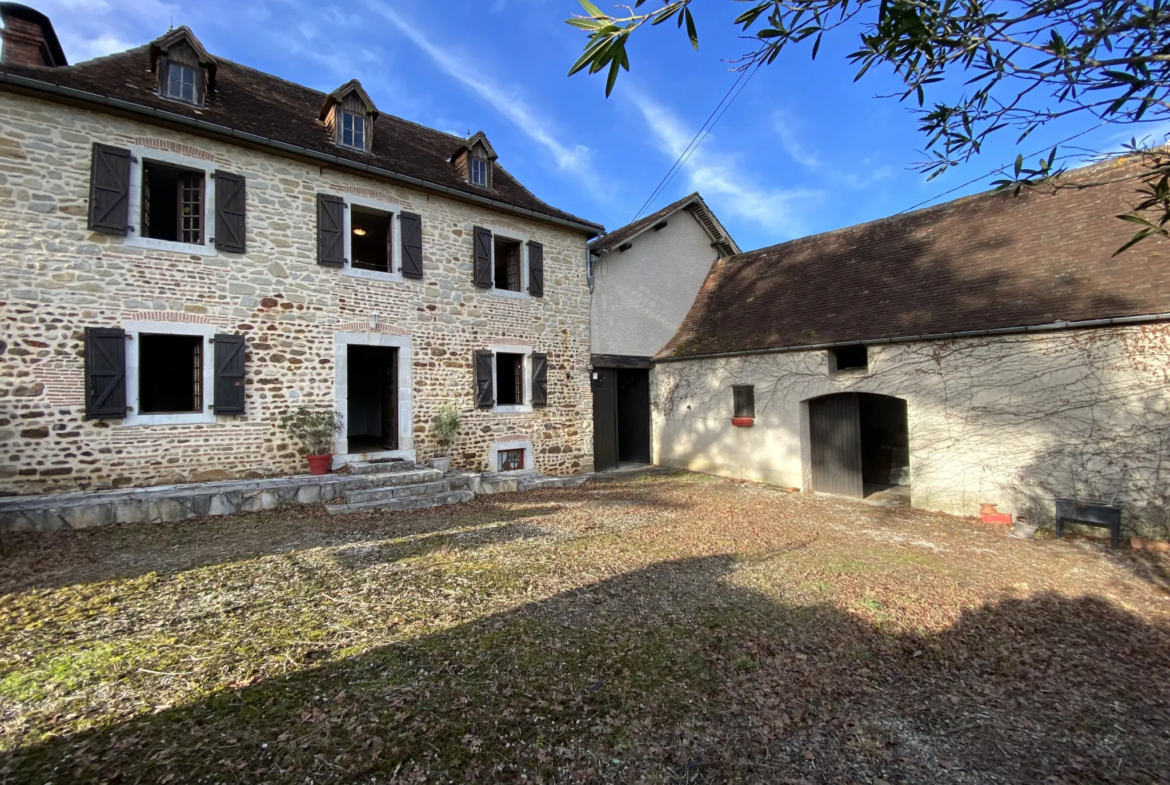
[650,158,1170,539]
[0,6,604,500]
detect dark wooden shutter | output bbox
[531,352,548,407]
[213,170,247,253]
[157,56,171,95]
[88,143,131,235]
[474,350,494,408]
[317,194,345,267]
[473,226,493,287]
[212,334,246,415]
[527,240,544,297]
[400,211,423,279]
[84,327,126,420]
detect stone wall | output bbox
[0,93,594,495]
[652,325,1170,538]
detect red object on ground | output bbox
[731,417,755,427]
[982,512,1012,525]
[307,454,332,475]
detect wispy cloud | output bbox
[362,0,605,196]
[631,90,818,240]
[773,111,893,189]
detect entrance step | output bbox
[341,478,450,506]
[340,468,443,494]
[325,488,474,515]
[448,471,593,495]
[345,459,417,476]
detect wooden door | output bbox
[810,393,863,497]
[591,369,618,472]
[381,349,398,450]
[616,369,651,464]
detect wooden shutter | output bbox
[473,226,493,287]
[84,327,126,420]
[527,240,544,297]
[213,170,247,253]
[531,353,548,407]
[474,350,494,408]
[317,194,345,267]
[212,334,246,415]
[88,143,131,235]
[400,211,423,279]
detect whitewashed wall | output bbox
[652,325,1170,537]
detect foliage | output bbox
[432,403,461,447]
[278,407,344,456]
[566,0,1170,250]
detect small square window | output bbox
[732,385,755,418]
[164,62,200,104]
[499,448,525,472]
[341,112,367,150]
[493,236,522,291]
[831,345,868,373]
[470,157,489,187]
[139,334,203,414]
[350,206,392,272]
[142,160,204,244]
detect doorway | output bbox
[346,345,398,452]
[592,366,651,471]
[808,392,908,502]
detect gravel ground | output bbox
[1,471,1168,784]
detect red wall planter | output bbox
[731,417,754,427]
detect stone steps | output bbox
[326,488,474,515]
[340,478,450,506]
[340,468,443,497]
[345,459,418,476]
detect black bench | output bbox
[1055,498,1122,549]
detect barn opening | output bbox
[591,361,651,472]
[808,392,908,503]
[346,345,398,453]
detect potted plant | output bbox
[431,403,460,473]
[280,407,344,476]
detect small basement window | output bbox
[494,236,522,291]
[495,352,524,405]
[351,206,392,272]
[139,333,203,414]
[340,112,367,151]
[733,385,755,418]
[164,63,200,104]
[499,448,525,472]
[470,156,489,187]
[831,345,868,373]
[142,160,204,244]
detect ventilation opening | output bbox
[139,333,202,413]
[495,352,524,405]
[351,207,392,272]
[831,345,868,372]
[142,160,204,244]
[493,236,521,291]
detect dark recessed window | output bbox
[351,206,392,272]
[733,385,755,418]
[142,160,204,244]
[470,156,489,187]
[139,334,203,414]
[340,112,367,150]
[832,345,868,372]
[495,352,524,405]
[493,236,522,291]
[164,63,200,104]
[499,448,525,471]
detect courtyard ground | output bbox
[1,471,1168,784]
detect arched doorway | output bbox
[807,393,909,502]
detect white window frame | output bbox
[164,62,200,104]
[125,145,218,258]
[488,343,533,414]
[122,320,218,426]
[341,194,403,283]
[470,156,489,187]
[486,226,530,300]
[339,111,367,152]
[490,440,534,473]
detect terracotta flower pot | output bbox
[731,417,755,427]
[307,454,332,476]
[980,503,998,515]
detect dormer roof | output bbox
[454,131,497,161]
[148,26,216,85]
[319,79,378,122]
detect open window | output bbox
[138,334,203,414]
[829,345,868,374]
[142,160,204,244]
[350,206,392,272]
[495,352,524,405]
[493,236,522,291]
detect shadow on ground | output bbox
[3,553,1167,784]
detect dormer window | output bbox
[456,132,498,189]
[470,156,489,187]
[148,27,215,109]
[340,111,367,151]
[164,62,200,104]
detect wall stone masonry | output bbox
[0,93,594,495]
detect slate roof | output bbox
[591,192,738,256]
[0,32,602,234]
[659,155,1170,359]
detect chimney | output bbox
[0,3,67,67]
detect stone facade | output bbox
[0,93,594,495]
[653,325,1170,538]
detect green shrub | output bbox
[433,404,461,447]
[279,407,344,456]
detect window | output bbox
[470,156,489,187]
[495,352,524,405]
[350,206,392,272]
[494,236,522,291]
[340,112,367,150]
[732,385,755,419]
[142,160,204,244]
[138,334,203,414]
[164,63,200,104]
[831,345,868,373]
[499,448,525,472]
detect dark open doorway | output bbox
[346,345,398,453]
[809,392,908,503]
[592,365,651,472]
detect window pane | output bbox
[139,334,202,413]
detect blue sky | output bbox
[30,0,1168,251]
